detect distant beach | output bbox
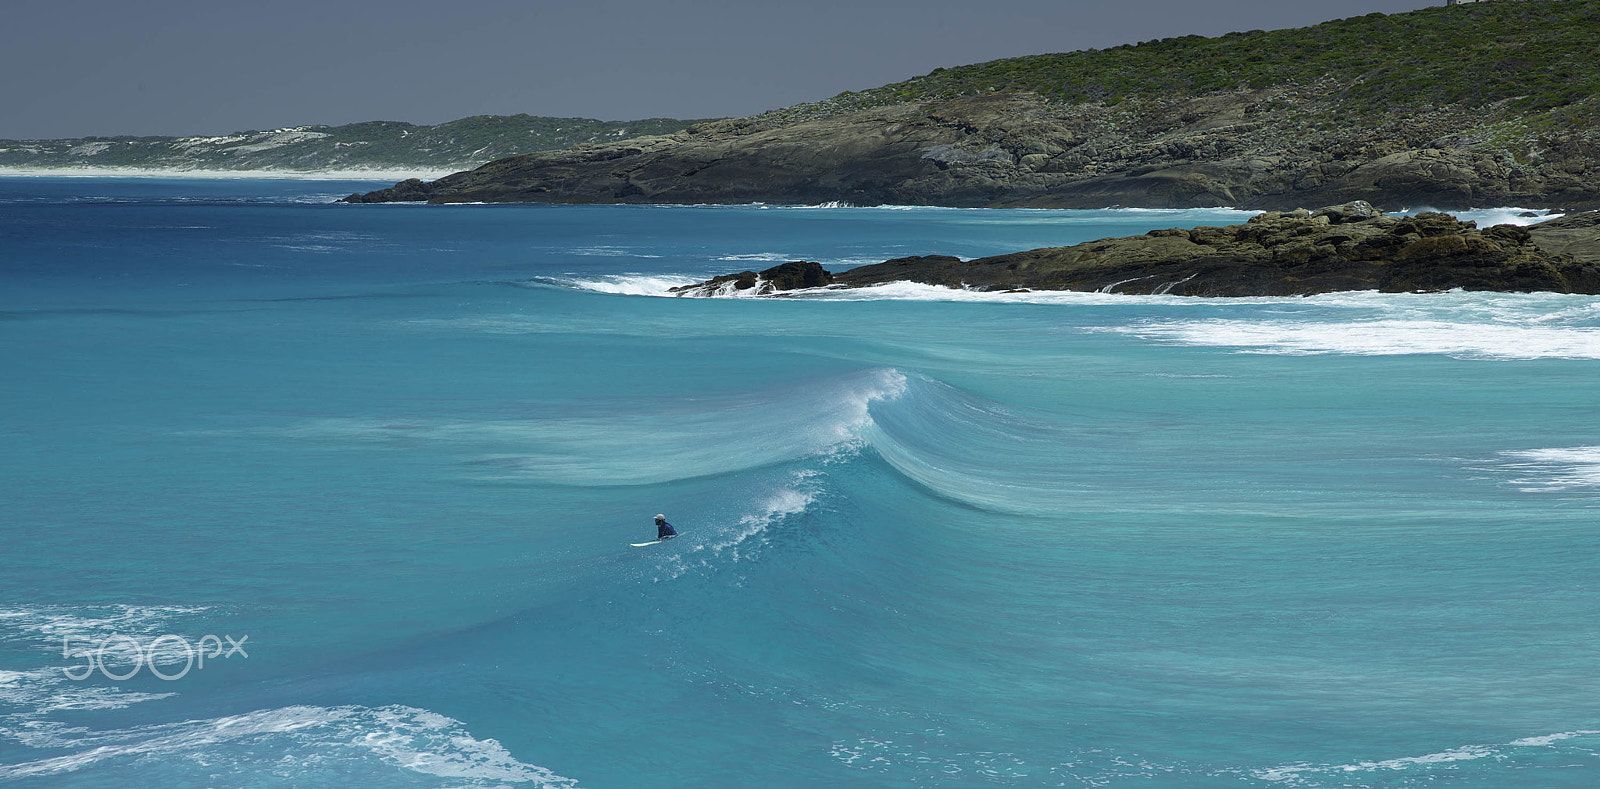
[0,166,459,181]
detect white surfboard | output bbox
[630,535,678,547]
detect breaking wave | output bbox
[1405,206,1562,227]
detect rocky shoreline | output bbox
[669,203,1600,298]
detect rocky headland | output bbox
[669,204,1600,297]
[345,2,1600,211]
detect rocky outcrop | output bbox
[343,89,1600,210]
[1527,210,1600,266]
[671,261,832,296]
[669,204,1600,297]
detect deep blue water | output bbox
[3,177,1599,787]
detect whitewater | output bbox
[2,176,1598,787]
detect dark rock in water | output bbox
[673,204,1600,297]
[684,270,761,294]
[344,178,432,203]
[670,261,832,296]
[759,261,832,290]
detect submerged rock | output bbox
[673,205,1600,297]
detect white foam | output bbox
[563,246,664,258]
[0,604,211,641]
[0,666,175,723]
[554,274,701,296]
[1108,318,1600,360]
[675,276,783,298]
[713,252,798,262]
[1408,206,1563,227]
[783,281,1210,304]
[664,279,1353,304]
[829,735,1032,780]
[0,605,212,724]
[1255,729,1600,783]
[712,475,822,554]
[1508,730,1600,747]
[650,475,825,581]
[603,276,1600,319]
[1257,745,1495,781]
[1495,446,1600,492]
[0,704,578,786]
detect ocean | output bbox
[2,177,1598,788]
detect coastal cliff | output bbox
[669,204,1600,297]
[345,1,1600,210]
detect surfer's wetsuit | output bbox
[657,520,677,540]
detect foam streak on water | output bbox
[1110,318,1600,360]
[0,705,578,786]
[1495,446,1600,492]
[1255,730,1600,785]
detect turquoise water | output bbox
[2,177,1599,787]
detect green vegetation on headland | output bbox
[0,115,709,173]
[826,0,1599,119]
[347,0,1600,210]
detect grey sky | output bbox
[2,0,1438,139]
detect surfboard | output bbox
[630,535,678,547]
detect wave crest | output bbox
[258,369,906,487]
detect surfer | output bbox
[654,514,677,541]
